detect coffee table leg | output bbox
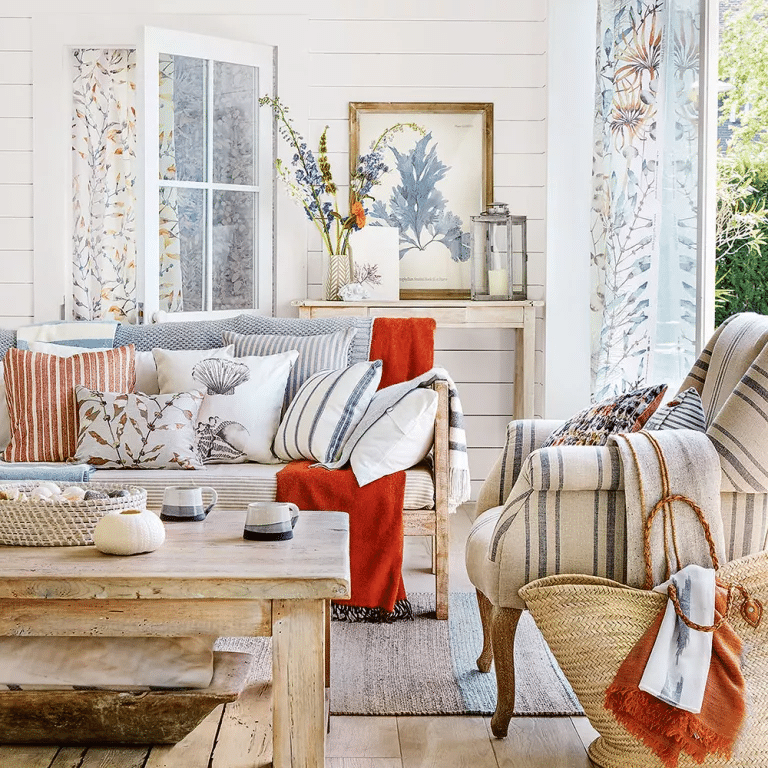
[273,599,325,768]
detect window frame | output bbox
[139,26,274,321]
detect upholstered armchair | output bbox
[466,312,768,738]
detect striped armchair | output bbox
[466,312,768,738]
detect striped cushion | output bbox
[223,328,356,407]
[3,346,135,463]
[274,361,382,463]
[645,387,706,432]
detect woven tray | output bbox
[0,483,147,547]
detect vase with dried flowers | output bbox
[259,96,424,300]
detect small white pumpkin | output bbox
[93,509,166,556]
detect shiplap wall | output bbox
[0,1,548,496]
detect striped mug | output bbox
[160,486,218,522]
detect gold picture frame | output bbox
[349,102,494,300]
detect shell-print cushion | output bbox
[541,383,668,448]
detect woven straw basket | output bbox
[0,483,147,547]
[520,548,768,767]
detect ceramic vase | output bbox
[323,248,354,301]
[93,508,166,555]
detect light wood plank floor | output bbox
[0,506,599,767]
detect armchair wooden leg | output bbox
[489,606,522,739]
[475,590,494,672]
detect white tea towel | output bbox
[640,563,716,714]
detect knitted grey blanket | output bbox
[318,367,471,508]
[610,430,726,588]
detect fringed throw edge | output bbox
[332,598,414,623]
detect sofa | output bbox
[0,313,452,619]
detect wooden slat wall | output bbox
[0,11,34,328]
[0,2,548,492]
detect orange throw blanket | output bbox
[275,316,436,620]
[276,460,408,617]
[605,586,745,767]
[369,317,436,389]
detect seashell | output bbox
[84,490,109,501]
[36,482,61,495]
[0,488,21,501]
[108,489,131,498]
[17,492,27,502]
[192,358,250,396]
[31,487,54,501]
[93,509,166,556]
[61,486,87,502]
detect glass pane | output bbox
[212,61,256,185]
[159,54,206,183]
[212,190,255,310]
[159,186,205,312]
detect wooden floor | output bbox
[0,506,599,768]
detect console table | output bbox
[293,299,543,419]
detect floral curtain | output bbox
[72,49,138,322]
[158,53,184,312]
[591,0,701,401]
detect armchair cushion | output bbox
[645,387,706,431]
[541,383,666,447]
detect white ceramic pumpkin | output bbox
[93,509,166,556]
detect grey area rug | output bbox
[216,592,583,717]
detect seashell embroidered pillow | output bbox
[153,347,299,464]
[72,387,204,469]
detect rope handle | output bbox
[668,581,761,632]
[643,493,721,590]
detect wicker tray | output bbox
[0,482,147,547]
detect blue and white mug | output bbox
[243,502,299,541]
[160,486,218,522]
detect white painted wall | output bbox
[0,0,556,495]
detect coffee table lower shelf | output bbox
[0,651,252,745]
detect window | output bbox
[142,28,274,320]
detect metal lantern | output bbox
[470,203,527,300]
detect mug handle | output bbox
[286,503,299,527]
[200,487,218,515]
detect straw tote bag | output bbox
[519,496,768,768]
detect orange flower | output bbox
[350,201,366,230]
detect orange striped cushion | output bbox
[3,345,135,462]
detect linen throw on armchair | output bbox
[276,317,436,621]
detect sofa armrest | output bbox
[474,419,564,517]
[431,379,450,511]
[524,444,624,491]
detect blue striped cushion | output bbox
[223,328,356,407]
[274,361,383,463]
[646,387,706,432]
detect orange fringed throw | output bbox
[275,317,436,619]
[276,460,407,615]
[369,317,436,390]
[605,586,746,768]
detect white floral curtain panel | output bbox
[591,0,701,401]
[72,49,138,322]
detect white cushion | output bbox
[194,352,298,464]
[351,388,438,486]
[152,345,234,393]
[30,340,159,395]
[274,361,383,464]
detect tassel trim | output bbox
[332,599,414,623]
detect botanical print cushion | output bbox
[274,361,383,464]
[541,383,668,448]
[222,327,356,407]
[3,345,136,463]
[194,351,299,464]
[646,387,707,432]
[152,345,235,394]
[72,386,203,469]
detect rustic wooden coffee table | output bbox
[0,509,350,768]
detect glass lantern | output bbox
[470,203,527,300]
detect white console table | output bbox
[292,299,543,419]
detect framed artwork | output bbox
[350,102,493,299]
